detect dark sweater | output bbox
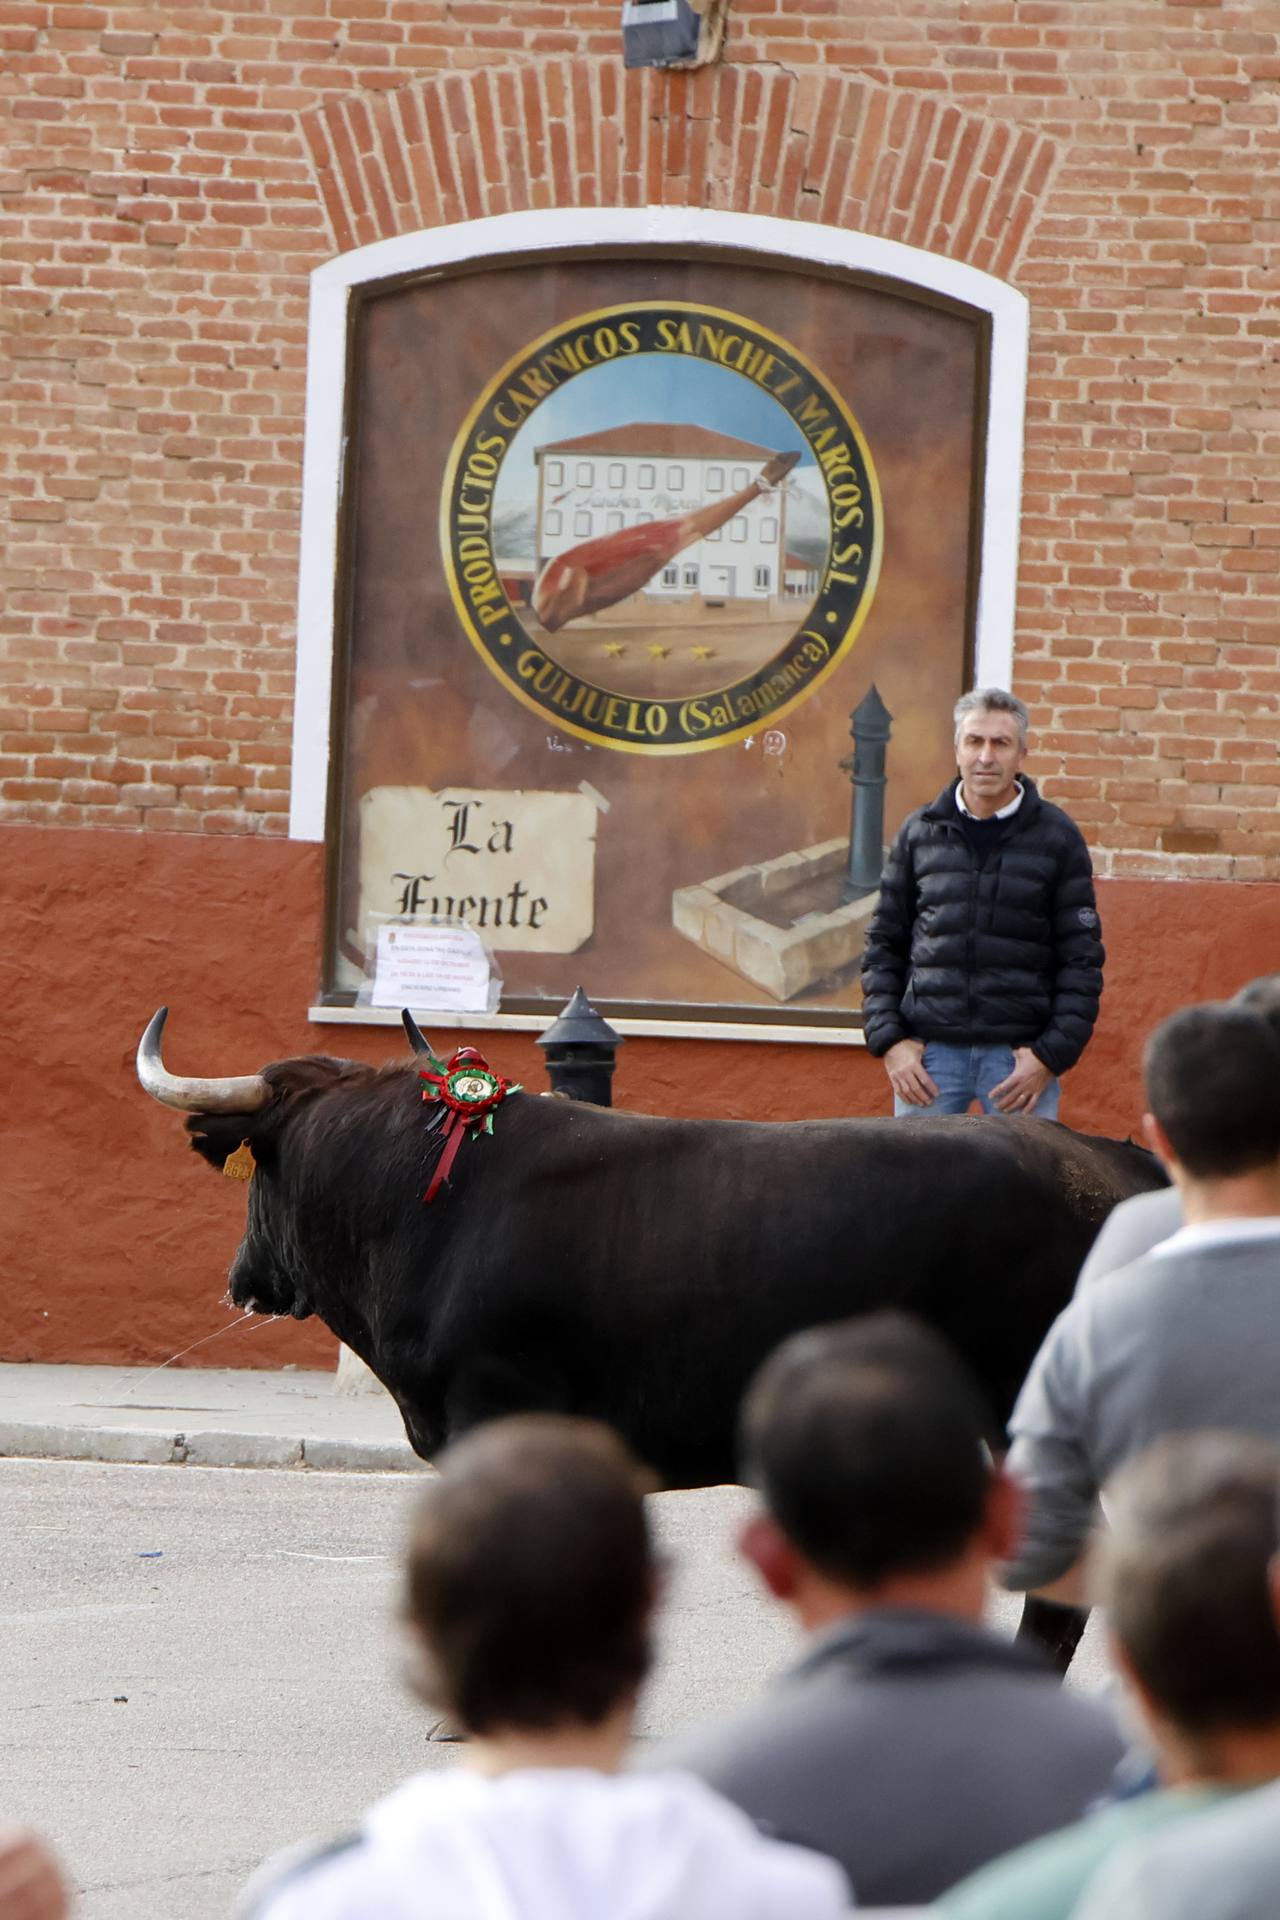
[660,1610,1124,1908]
[954,808,1011,863]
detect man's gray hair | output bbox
[953,688,1029,746]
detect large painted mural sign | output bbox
[327,250,987,1029]
[441,302,881,753]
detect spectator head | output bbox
[1091,1434,1280,1765]
[953,687,1029,749]
[1142,1002,1280,1181]
[404,1415,658,1737]
[737,1312,1013,1620]
[1233,972,1280,1029]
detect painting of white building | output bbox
[534,424,793,606]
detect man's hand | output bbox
[0,1828,69,1920]
[989,1046,1053,1115]
[884,1039,939,1108]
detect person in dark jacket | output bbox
[861,687,1104,1118]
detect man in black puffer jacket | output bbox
[861,688,1103,1120]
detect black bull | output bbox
[172,1053,1164,1490]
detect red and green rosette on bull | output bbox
[418,1046,522,1204]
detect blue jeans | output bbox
[893,1041,1061,1120]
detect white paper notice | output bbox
[370,923,492,1013]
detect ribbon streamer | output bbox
[418,1047,521,1205]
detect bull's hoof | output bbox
[425,1714,467,1742]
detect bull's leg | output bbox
[1016,1596,1089,1676]
[442,1345,572,1449]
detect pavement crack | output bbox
[77,1860,261,1893]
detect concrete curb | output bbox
[0,1422,424,1474]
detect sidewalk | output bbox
[0,1361,423,1473]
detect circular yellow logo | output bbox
[441,301,882,755]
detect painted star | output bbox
[691,645,716,661]
[648,643,671,660]
[603,642,626,657]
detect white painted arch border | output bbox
[290,205,1028,843]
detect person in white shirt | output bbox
[1002,998,1280,1602]
[237,1416,852,1920]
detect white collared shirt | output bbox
[955,778,1025,821]
[1150,1217,1280,1259]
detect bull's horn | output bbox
[136,1008,271,1113]
[401,1009,437,1057]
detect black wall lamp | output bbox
[622,0,728,71]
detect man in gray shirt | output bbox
[659,1315,1123,1908]
[1003,999,1280,1597]
[1073,1184,1182,1288]
[1075,972,1280,1290]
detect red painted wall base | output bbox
[3,827,1275,1368]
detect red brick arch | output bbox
[299,59,1057,277]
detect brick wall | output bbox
[4,2,1280,1371]
[3,1,1278,875]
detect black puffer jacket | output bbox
[861,778,1104,1075]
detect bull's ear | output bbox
[186,1113,274,1174]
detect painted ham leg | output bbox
[532,449,801,632]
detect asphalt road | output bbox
[1,1460,1113,1919]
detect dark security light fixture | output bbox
[537,986,624,1106]
[622,0,727,70]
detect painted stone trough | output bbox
[672,839,879,1002]
[671,684,892,1003]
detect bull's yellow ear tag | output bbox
[223,1140,256,1183]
